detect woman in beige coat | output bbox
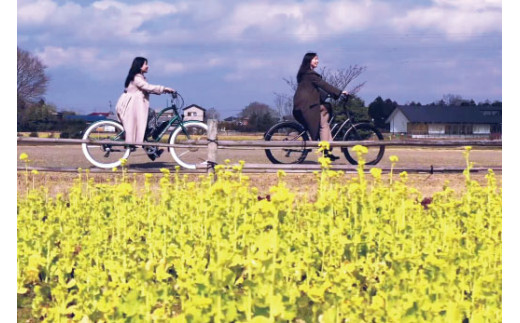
[116,57,174,160]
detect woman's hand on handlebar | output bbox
[164,87,176,94]
[339,91,350,102]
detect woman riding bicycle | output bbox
[293,52,348,160]
[115,56,175,160]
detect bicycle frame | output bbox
[330,117,353,141]
[152,106,183,141]
[149,93,192,142]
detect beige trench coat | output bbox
[115,74,166,144]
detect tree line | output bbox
[17,47,85,136]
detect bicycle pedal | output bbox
[103,150,110,158]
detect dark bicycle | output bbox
[264,94,385,165]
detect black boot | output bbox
[324,149,340,161]
[144,147,164,161]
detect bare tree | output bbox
[319,65,366,95]
[17,47,49,104]
[273,92,293,119]
[206,107,221,120]
[273,64,366,117]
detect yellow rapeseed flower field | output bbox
[17,148,501,322]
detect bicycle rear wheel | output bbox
[81,120,131,168]
[341,123,385,165]
[168,122,209,169]
[264,121,310,164]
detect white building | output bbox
[183,104,206,122]
[386,106,501,138]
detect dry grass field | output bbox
[17,146,501,200]
[17,135,501,198]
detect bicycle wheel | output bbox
[264,121,310,164]
[342,123,385,165]
[81,120,131,169]
[168,122,209,169]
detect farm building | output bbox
[386,105,502,138]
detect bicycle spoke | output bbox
[264,122,309,164]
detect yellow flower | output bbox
[370,168,382,179]
[318,141,330,152]
[120,158,128,167]
[19,153,29,161]
[352,145,368,155]
[464,146,472,152]
[112,167,118,172]
[31,169,39,175]
[318,156,332,168]
[160,168,170,175]
[389,155,399,163]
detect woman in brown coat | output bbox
[293,52,348,160]
[116,57,174,160]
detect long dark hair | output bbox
[124,57,147,88]
[296,52,317,83]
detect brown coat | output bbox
[116,74,166,144]
[293,70,342,140]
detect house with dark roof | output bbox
[386,106,501,138]
[183,104,206,122]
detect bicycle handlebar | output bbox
[338,93,350,103]
[169,91,184,107]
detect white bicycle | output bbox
[81,92,208,169]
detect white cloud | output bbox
[433,0,501,10]
[219,2,306,39]
[19,0,502,49]
[35,46,100,68]
[324,1,391,33]
[161,62,186,74]
[19,0,502,87]
[18,0,58,25]
[217,0,387,42]
[34,46,136,77]
[393,0,501,40]
[18,0,183,41]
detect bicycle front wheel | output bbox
[264,121,310,164]
[342,123,385,165]
[168,122,209,169]
[81,120,131,169]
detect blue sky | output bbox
[17,0,502,118]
